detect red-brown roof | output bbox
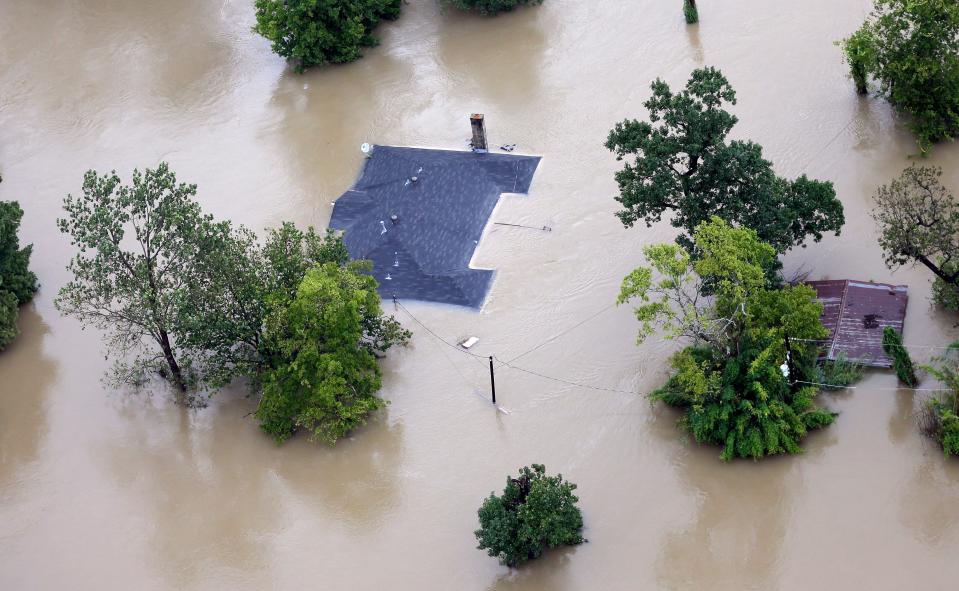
[804,280,909,368]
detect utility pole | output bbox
[488,356,496,405]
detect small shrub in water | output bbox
[475,464,584,567]
[443,0,543,16]
[684,0,698,24]
[882,326,917,386]
[814,352,866,390]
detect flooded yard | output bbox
[1,1,957,589]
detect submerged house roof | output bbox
[329,145,540,308]
[805,279,909,368]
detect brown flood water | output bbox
[2,1,958,589]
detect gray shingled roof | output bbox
[329,145,541,308]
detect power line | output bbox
[395,301,489,359]
[504,302,617,364]
[495,356,639,395]
[796,115,858,174]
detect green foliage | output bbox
[475,464,584,567]
[0,200,38,350]
[626,219,836,460]
[683,0,698,24]
[255,263,409,444]
[618,217,776,350]
[932,267,959,312]
[605,67,844,253]
[921,352,959,456]
[0,290,18,351]
[839,25,877,94]
[0,200,39,305]
[181,223,361,389]
[443,0,542,15]
[882,326,917,386]
[652,342,836,461]
[253,0,401,73]
[57,164,409,432]
[872,165,959,293]
[813,352,866,391]
[56,164,228,397]
[842,0,959,151]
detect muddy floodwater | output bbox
[2,1,959,589]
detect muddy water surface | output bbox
[1,1,958,589]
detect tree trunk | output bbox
[918,255,957,285]
[158,329,187,397]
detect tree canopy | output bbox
[620,218,837,460]
[605,67,845,253]
[871,165,959,299]
[921,349,959,457]
[57,163,409,440]
[255,262,408,444]
[0,199,38,350]
[841,0,959,152]
[443,0,543,15]
[0,200,39,305]
[253,0,401,72]
[55,164,235,398]
[475,464,584,567]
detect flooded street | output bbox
[2,0,959,588]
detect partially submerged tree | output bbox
[443,0,543,15]
[840,0,959,151]
[684,0,698,24]
[56,164,242,399]
[606,67,844,254]
[253,0,401,73]
[839,25,876,95]
[0,200,39,350]
[254,262,409,444]
[618,216,777,351]
[620,218,836,460]
[920,349,959,457]
[475,464,584,567]
[882,326,917,386]
[872,165,959,299]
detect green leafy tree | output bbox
[605,67,845,253]
[183,222,403,389]
[253,0,401,73]
[882,326,917,386]
[0,200,39,350]
[872,165,959,298]
[475,464,584,567]
[254,262,409,444]
[921,349,959,457]
[0,200,39,305]
[684,0,698,24]
[621,218,836,460]
[839,25,877,95]
[618,217,776,351]
[841,0,959,151]
[443,0,542,15]
[931,261,959,312]
[56,163,239,399]
[0,291,18,350]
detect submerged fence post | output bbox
[489,356,496,404]
[471,113,488,153]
